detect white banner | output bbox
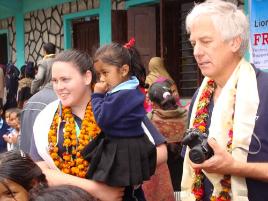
[249,0,268,70]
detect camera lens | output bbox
[189,148,206,164]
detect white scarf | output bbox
[181,59,259,201]
[33,99,60,170]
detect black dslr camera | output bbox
[182,128,214,164]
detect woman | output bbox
[0,150,48,201]
[145,57,174,86]
[30,49,167,201]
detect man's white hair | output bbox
[186,0,249,56]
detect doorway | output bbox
[72,17,100,56]
[0,33,8,64]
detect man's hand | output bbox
[190,138,236,175]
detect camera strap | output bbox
[232,133,261,155]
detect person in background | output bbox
[181,1,268,201]
[31,42,56,94]
[0,66,5,107]
[20,46,57,154]
[4,64,20,110]
[17,61,35,108]
[29,185,97,201]
[3,108,21,151]
[0,103,12,153]
[0,150,48,201]
[142,82,188,201]
[145,57,175,87]
[20,83,57,154]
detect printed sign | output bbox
[250,0,268,70]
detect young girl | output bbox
[0,150,48,201]
[147,81,188,195]
[82,39,157,200]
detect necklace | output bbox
[48,102,101,178]
[192,80,233,201]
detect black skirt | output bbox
[82,132,157,187]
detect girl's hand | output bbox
[94,82,108,93]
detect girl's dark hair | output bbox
[93,42,147,88]
[0,150,48,191]
[148,82,177,110]
[29,185,97,201]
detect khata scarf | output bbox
[181,59,259,201]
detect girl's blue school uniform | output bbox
[0,118,13,153]
[82,77,157,187]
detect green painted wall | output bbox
[22,0,75,13]
[15,13,25,68]
[125,0,159,9]
[99,0,111,45]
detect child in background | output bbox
[82,39,156,201]
[3,108,21,150]
[0,104,13,153]
[147,81,188,192]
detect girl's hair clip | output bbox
[163,91,171,99]
[124,37,135,49]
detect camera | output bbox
[182,128,213,164]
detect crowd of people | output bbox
[0,0,267,201]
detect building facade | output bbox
[0,0,246,98]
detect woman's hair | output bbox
[148,82,177,110]
[0,150,48,191]
[93,42,147,88]
[29,185,96,201]
[53,49,96,84]
[25,61,36,78]
[53,49,93,74]
[186,0,249,56]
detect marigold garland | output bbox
[48,102,101,178]
[192,79,234,201]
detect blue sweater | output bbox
[0,118,12,153]
[91,89,146,137]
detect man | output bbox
[20,83,57,153]
[181,1,268,201]
[31,42,56,94]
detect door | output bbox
[0,33,8,64]
[162,0,204,97]
[72,18,99,56]
[128,6,157,71]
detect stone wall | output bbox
[25,0,99,65]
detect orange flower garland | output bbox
[192,79,234,201]
[48,102,101,178]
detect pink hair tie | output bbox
[124,37,135,49]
